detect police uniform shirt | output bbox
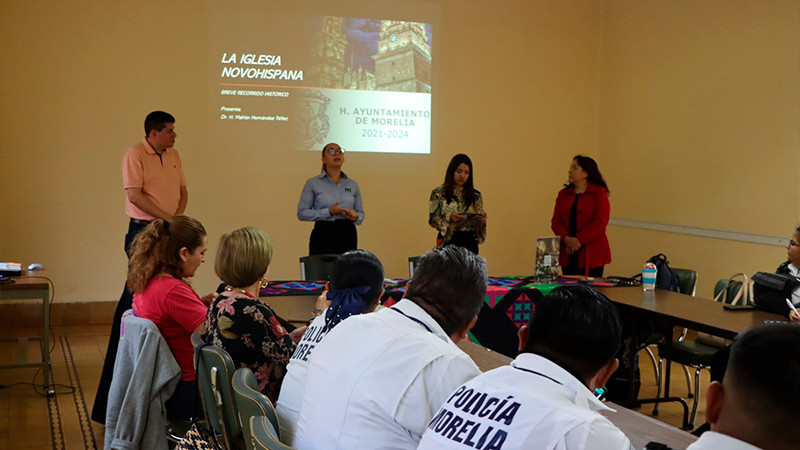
[275,313,330,446]
[686,431,761,450]
[417,353,633,450]
[293,299,481,450]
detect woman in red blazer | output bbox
[551,155,611,277]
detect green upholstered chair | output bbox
[655,337,717,429]
[232,368,282,450]
[669,268,699,390]
[713,278,744,304]
[673,268,698,297]
[193,333,244,449]
[654,275,729,429]
[299,254,340,281]
[643,268,696,414]
[249,416,294,450]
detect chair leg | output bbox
[166,418,194,444]
[644,346,659,384]
[652,357,663,415]
[683,365,694,398]
[688,368,702,429]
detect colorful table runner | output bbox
[261,276,622,357]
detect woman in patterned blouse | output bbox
[203,227,306,401]
[428,154,487,254]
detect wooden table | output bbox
[595,286,783,340]
[598,402,698,449]
[263,295,317,323]
[458,340,698,449]
[595,286,785,428]
[0,270,51,389]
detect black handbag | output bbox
[752,272,800,316]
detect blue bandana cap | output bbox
[324,286,371,331]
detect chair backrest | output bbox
[195,340,242,449]
[299,254,340,281]
[408,256,421,278]
[714,279,743,305]
[671,268,697,296]
[232,368,281,450]
[249,416,294,450]
[191,330,204,350]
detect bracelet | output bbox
[312,308,324,316]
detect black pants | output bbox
[166,380,203,420]
[441,231,479,255]
[562,263,604,277]
[309,220,357,255]
[91,219,149,424]
[123,219,149,255]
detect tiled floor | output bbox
[0,325,707,449]
[0,325,109,449]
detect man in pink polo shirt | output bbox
[92,110,189,424]
[122,110,187,250]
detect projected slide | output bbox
[211,10,433,154]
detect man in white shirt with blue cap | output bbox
[294,246,486,450]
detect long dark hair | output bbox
[127,215,206,293]
[568,155,609,193]
[443,153,478,207]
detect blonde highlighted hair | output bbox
[127,215,207,293]
[215,227,274,288]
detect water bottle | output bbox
[642,262,657,291]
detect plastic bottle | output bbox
[642,262,657,291]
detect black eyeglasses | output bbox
[788,240,800,248]
[326,148,345,155]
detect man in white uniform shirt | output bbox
[418,285,633,450]
[276,250,385,445]
[687,324,800,450]
[293,246,487,450]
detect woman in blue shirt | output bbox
[297,143,364,255]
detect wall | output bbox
[6,0,795,303]
[0,0,604,302]
[598,0,800,295]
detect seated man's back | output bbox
[294,300,480,449]
[294,246,487,450]
[687,323,800,450]
[418,353,628,449]
[419,285,633,450]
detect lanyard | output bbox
[389,307,433,333]
[510,363,563,386]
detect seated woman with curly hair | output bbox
[129,215,209,420]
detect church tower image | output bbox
[307,17,348,88]
[372,20,431,93]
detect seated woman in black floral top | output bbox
[202,227,306,401]
[429,153,487,254]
